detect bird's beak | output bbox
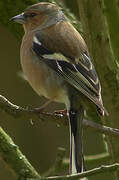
[11,13,26,24]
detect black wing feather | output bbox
[32,36,105,114]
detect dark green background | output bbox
[0,1,114,179]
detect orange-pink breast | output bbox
[20,32,70,108]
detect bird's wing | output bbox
[32,30,105,113]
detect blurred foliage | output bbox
[0,0,38,40]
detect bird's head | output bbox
[11,2,66,32]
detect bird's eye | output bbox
[29,13,37,18]
[24,12,37,19]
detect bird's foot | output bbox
[54,109,68,117]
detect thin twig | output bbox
[45,163,119,180]
[0,94,119,137]
[27,163,119,180]
[83,119,119,137]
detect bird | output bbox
[11,2,108,174]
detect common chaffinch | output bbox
[11,2,107,174]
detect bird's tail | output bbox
[69,105,85,174]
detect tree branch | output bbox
[27,163,119,180]
[0,127,40,180]
[77,3,119,178]
[0,95,119,138]
[45,163,119,180]
[0,124,117,180]
[43,150,110,177]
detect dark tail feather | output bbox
[69,105,86,174]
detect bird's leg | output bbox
[31,99,53,113]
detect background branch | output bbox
[27,163,119,180]
[44,163,119,180]
[0,126,117,180]
[0,94,119,137]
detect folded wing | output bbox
[32,33,106,115]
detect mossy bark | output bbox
[103,0,119,63]
[0,127,40,179]
[77,0,119,179]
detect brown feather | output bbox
[35,21,88,62]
